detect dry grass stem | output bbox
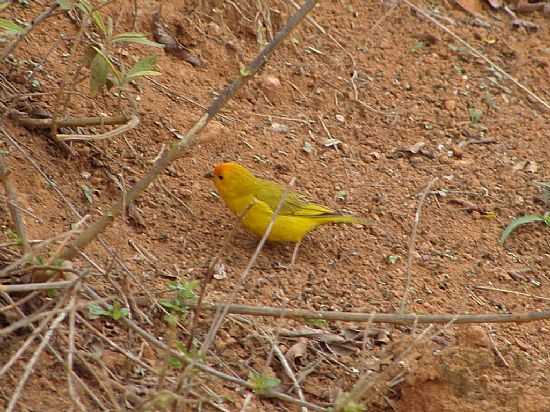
[473,285,550,302]
[400,177,438,313]
[0,157,30,253]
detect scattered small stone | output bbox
[271,122,289,134]
[207,22,222,35]
[335,114,345,123]
[213,261,227,280]
[302,141,313,154]
[444,99,456,111]
[261,75,281,90]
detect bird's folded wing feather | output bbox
[254,178,336,217]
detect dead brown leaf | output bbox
[455,0,484,15]
[285,337,308,368]
[486,0,502,9]
[152,11,202,66]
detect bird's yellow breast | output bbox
[222,194,320,243]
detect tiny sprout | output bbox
[248,372,281,395]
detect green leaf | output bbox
[91,10,106,36]
[167,355,183,369]
[124,55,161,83]
[56,0,74,10]
[76,0,91,14]
[91,46,121,84]
[248,372,281,395]
[343,401,367,412]
[47,288,58,298]
[159,298,187,315]
[305,318,327,328]
[387,255,400,264]
[0,18,25,34]
[112,32,164,48]
[88,302,128,320]
[168,279,199,301]
[88,303,111,319]
[106,15,113,39]
[81,184,94,204]
[499,214,545,245]
[111,301,129,320]
[468,107,482,124]
[89,52,108,96]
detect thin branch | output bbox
[400,177,437,313]
[272,342,308,412]
[9,112,132,129]
[58,0,320,261]
[0,279,77,293]
[57,114,140,141]
[0,157,30,253]
[179,302,550,324]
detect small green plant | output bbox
[468,107,482,124]
[57,0,162,96]
[305,318,328,328]
[386,255,400,264]
[159,279,199,316]
[88,301,129,320]
[4,228,22,245]
[342,401,367,412]
[248,372,281,395]
[499,212,550,245]
[411,40,425,53]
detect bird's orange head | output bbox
[209,162,257,198]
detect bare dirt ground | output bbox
[1,0,549,411]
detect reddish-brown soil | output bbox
[1,0,549,411]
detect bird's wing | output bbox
[254,178,336,217]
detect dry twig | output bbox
[179,302,550,324]
[0,156,30,253]
[400,177,438,313]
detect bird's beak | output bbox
[204,171,214,179]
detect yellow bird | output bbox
[206,162,369,264]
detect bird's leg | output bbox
[290,240,302,266]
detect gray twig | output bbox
[400,177,437,313]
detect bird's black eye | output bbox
[218,175,224,180]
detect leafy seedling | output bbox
[88,301,129,320]
[159,279,199,317]
[343,401,367,412]
[468,107,482,124]
[305,318,328,328]
[0,18,25,35]
[499,212,550,245]
[248,372,281,395]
